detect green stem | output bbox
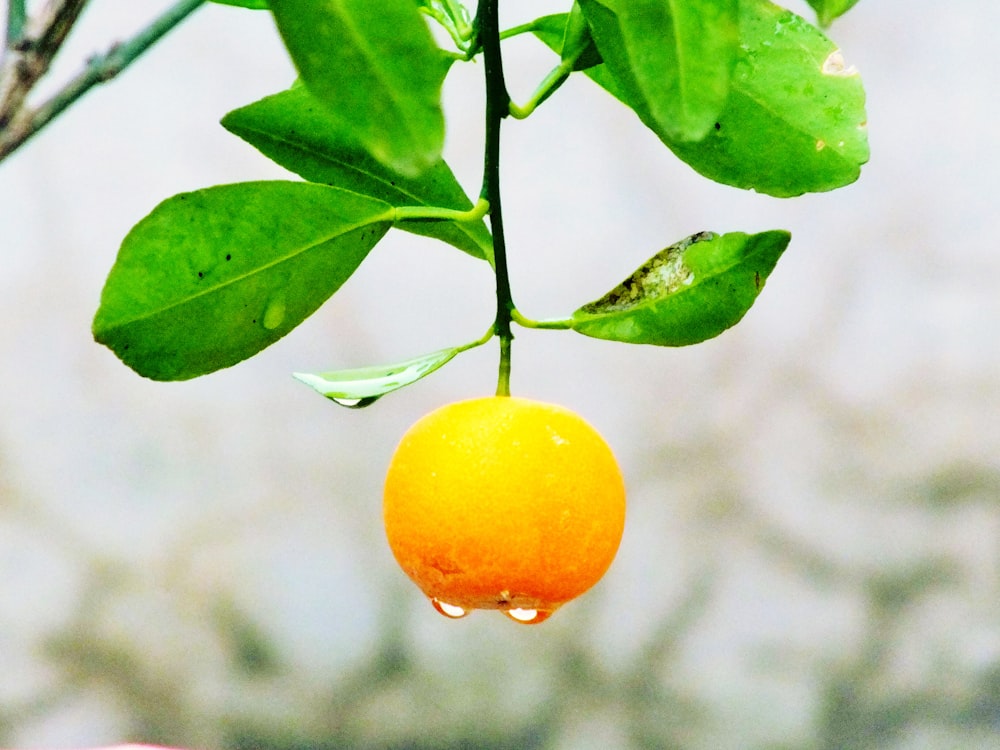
[4,0,27,49]
[511,308,573,330]
[0,0,204,163]
[475,0,514,398]
[508,62,571,120]
[392,197,489,224]
[498,20,540,41]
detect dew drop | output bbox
[262,297,286,330]
[329,395,380,409]
[431,599,468,619]
[504,608,553,625]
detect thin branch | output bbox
[0,0,90,127]
[0,0,205,164]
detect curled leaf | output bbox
[571,230,790,346]
[294,339,487,406]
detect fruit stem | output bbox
[474,0,514,397]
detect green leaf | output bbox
[666,0,869,195]
[221,86,492,261]
[561,3,603,72]
[571,230,790,346]
[578,0,739,142]
[535,1,868,196]
[804,0,861,27]
[93,182,393,381]
[268,0,449,177]
[293,338,487,407]
[417,0,473,51]
[209,0,268,8]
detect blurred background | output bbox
[2,1,1000,748]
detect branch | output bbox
[0,0,205,164]
[474,0,515,396]
[0,0,90,128]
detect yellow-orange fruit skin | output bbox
[383,396,626,613]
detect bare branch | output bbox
[0,0,205,163]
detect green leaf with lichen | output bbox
[571,230,790,346]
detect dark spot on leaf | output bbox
[754,271,761,290]
[197,271,204,279]
[715,122,722,131]
[226,254,232,261]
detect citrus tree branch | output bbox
[0,0,91,129]
[0,0,205,164]
[474,0,515,397]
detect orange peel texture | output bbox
[383,396,626,624]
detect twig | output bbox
[0,0,205,164]
[0,0,90,128]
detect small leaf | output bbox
[578,0,739,142]
[221,86,492,261]
[294,341,485,406]
[804,0,861,27]
[93,182,392,381]
[268,0,449,177]
[571,230,790,346]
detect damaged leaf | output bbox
[571,230,790,346]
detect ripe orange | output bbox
[383,395,626,624]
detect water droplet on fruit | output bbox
[504,608,553,625]
[262,297,286,330]
[431,599,468,619]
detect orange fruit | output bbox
[383,395,626,624]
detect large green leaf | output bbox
[536,0,868,196]
[666,0,869,195]
[221,86,492,261]
[268,0,449,177]
[804,0,861,27]
[571,230,790,346]
[578,0,739,142]
[93,182,393,381]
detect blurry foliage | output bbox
[3,451,1000,749]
